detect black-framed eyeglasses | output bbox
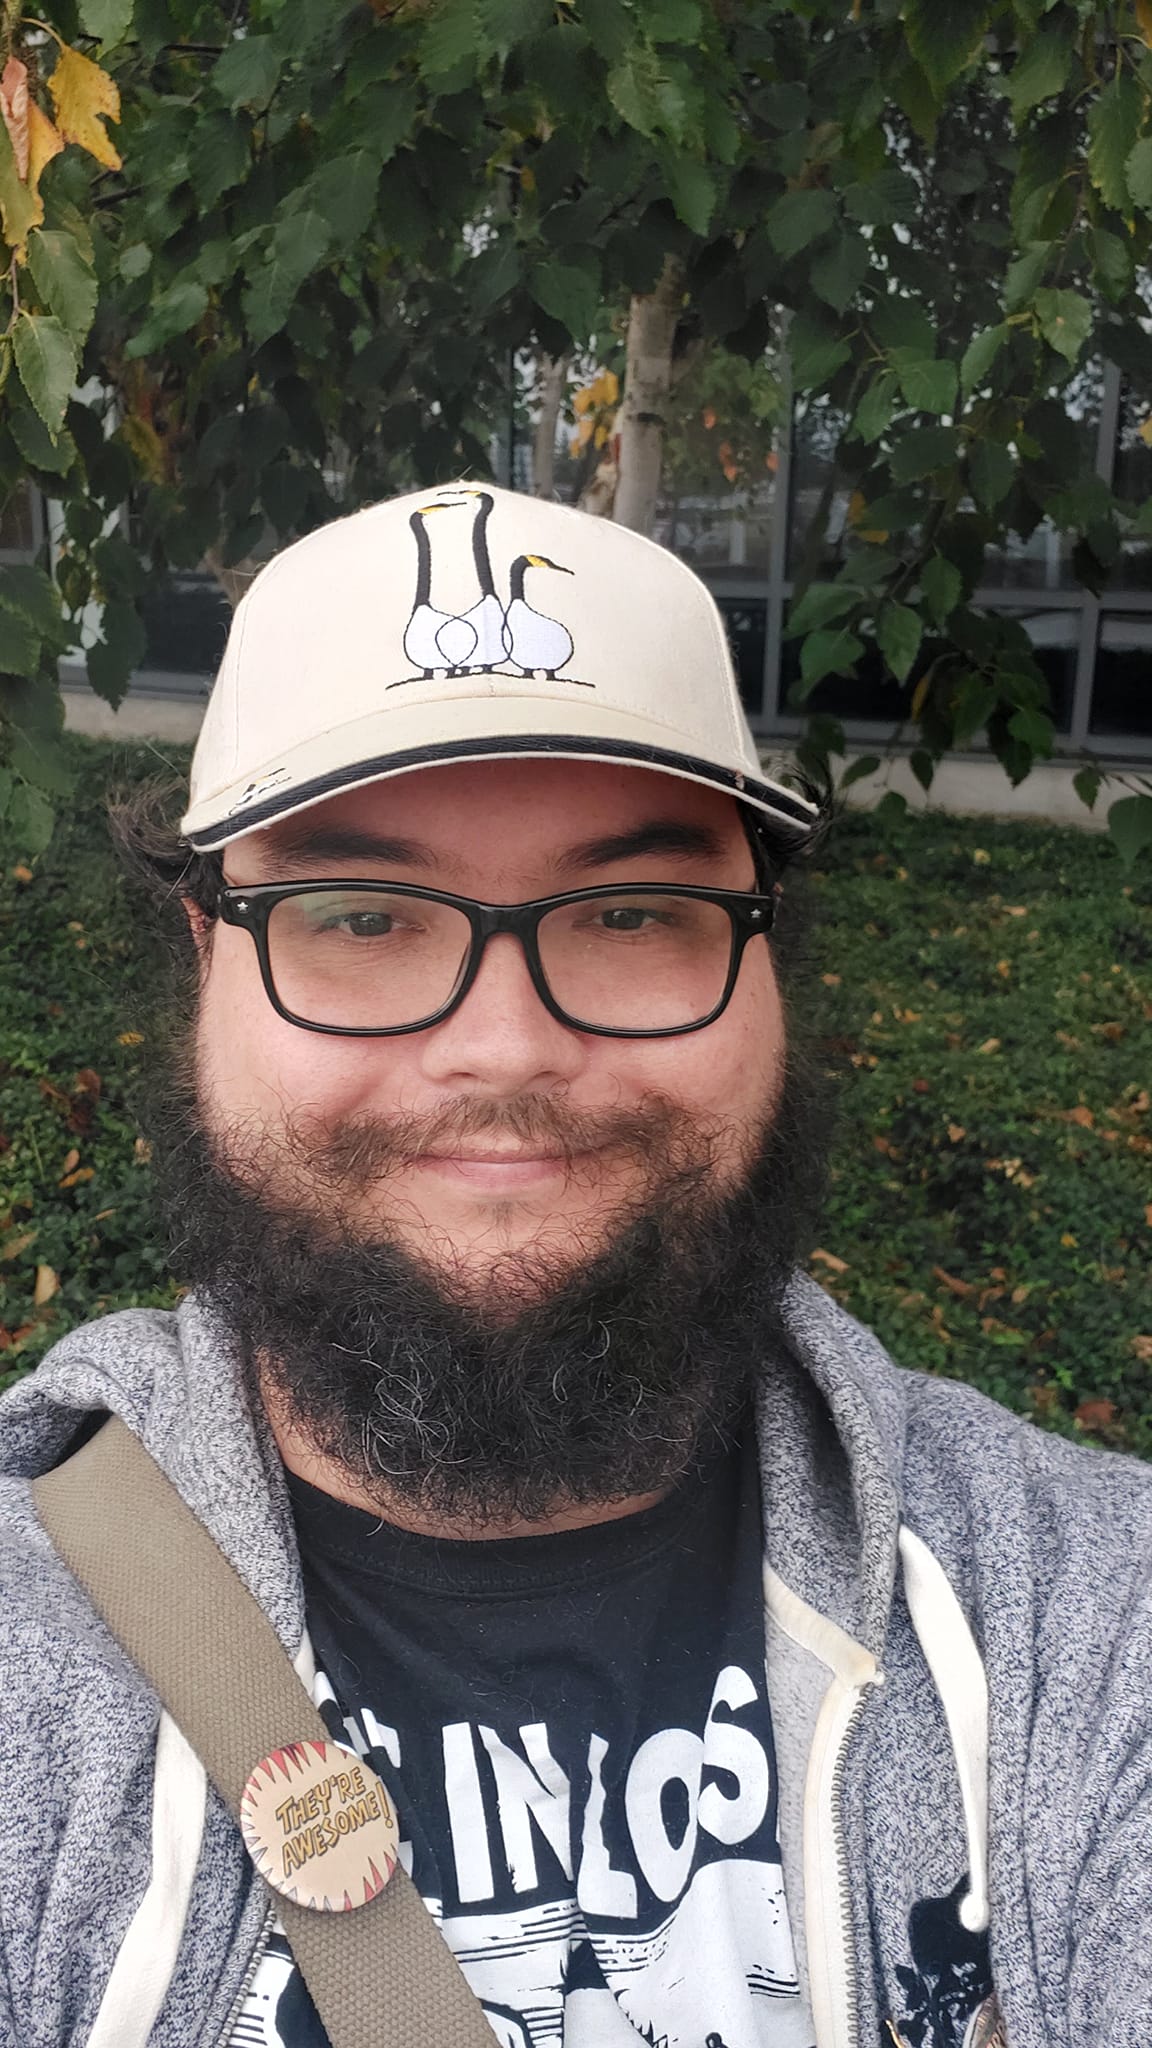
[217,880,780,1039]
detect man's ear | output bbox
[182,896,214,957]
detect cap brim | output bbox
[181,693,818,852]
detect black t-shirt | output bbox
[232,1428,814,2048]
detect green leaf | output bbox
[1107,794,1152,867]
[839,754,882,791]
[647,0,702,38]
[877,601,923,683]
[969,439,1015,509]
[909,749,935,792]
[889,424,959,483]
[27,232,98,349]
[189,111,251,212]
[1033,287,1091,364]
[119,242,152,282]
[124,280,209,359]
[6,782,54,855]
[0,110,40,256]
[86,602,146,708]
[1004,17,1074,123]
[920,555,962,624]
[0,608,41,678]
[874,790,909,826]
[1007,706,1055,755]
[0,766,11,822]
[785,583,862,638]
[0,565,62,640]
[1087,71,1142,213]
[421,0,492,76]
[960,322,1009,397]
[78,0,134,44]
[1073,765,1101,811]
[581,0,630,61]
[1091,227,1132,302]
[850,370,898,444]
[904,0,990,94]
[301,151,381,246]
[811,232,869,315]
[607,46,688,142]
[532,259,600,340]
[795,627,864,700]
[261,458,311,533]
[843,169,918,227]
[13,315,77,441]
[894,355,957,416]
[472,235,520,311]
[8,394,77,476]
[1127,135,1152,212]
[950,671,997,744]
[212,36,280,111]
[242,213,332,348]
[1003,241,1050,312]
[662,155,717,237]
[766,188,837,261]
[789,309,851,393]
[477,0,551,53]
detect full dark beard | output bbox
[149,1047,829,1526]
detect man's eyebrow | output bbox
[552,820,729,875]
[254,827,441,873]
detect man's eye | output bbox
[325,911,397,938]
[599,907,655,932]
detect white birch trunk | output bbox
[611,254,686,536]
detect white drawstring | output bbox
[899,1527,991,1934]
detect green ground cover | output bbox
[2,739,1150,1453]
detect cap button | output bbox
[239,1740,399,1912]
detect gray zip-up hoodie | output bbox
[1,1276,1150,2048]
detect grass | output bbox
[2,737,1150,1454]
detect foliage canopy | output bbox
[0,1,1150,856]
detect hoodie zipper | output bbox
[828,1690,870,2048]
[213,1896,277,2048]
[805,1669,883,2048]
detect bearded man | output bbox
[1,484,1149,2048]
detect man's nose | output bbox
[417,932,586,1091]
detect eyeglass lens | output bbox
[264,890,737,1032]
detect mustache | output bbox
[269,1092,703,1194]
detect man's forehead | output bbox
[239,758,746,876]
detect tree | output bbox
[0,0,1150,861]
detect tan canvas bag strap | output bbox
[32,1416,495,2048]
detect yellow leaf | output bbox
[33,1262,59,1306]
[572,386,594,416]
[972,847,990,864]
[49,42,122,173]
[594,422,608,448]
[910,672,931,719]
[1137,0,1152,48]
[519,163,535,193]
[1061,1231,1078,1248]
[119,412,167,484]
[811,1247,849,1273]
[117,1029,145,1046]
[1139,416,1152,447]
[1,56,30,179]
[977,1037,1001,1055]
[27,101,64,195]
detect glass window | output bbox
[140,572,231,677]
[1091,615,1152,737]
[1014,609,1078,733]
[655,484,777,579]
[711,593,767,715]
[787,398,852,577]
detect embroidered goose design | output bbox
[402,505,474,676]
[504,554,576,679]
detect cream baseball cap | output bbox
[181,482,817,851]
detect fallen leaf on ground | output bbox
[973,848,990,864]
[1130,1335,1152,1363]
[1,1229,36,1262]
[977,1038,1001,1055]
[33,1263,59,1306]
[1075,1398,1117,1430]
[118,1031,144,1046]
[1065,1105,1094,1127]
[933,1266,975,1299]
[811,1248,849,1273]
[947,1123,966,1142]
[11,864,33,883]
[821,973,841,987]
[61,1148,79,1176]
[1061,1232,1078,1248]
[59,1168,94,1188]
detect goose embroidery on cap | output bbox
[395,487,590,689]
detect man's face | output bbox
[195,758,785,1299]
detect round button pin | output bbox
[239,1739,399,1912]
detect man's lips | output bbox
[412,1147,595,1187]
